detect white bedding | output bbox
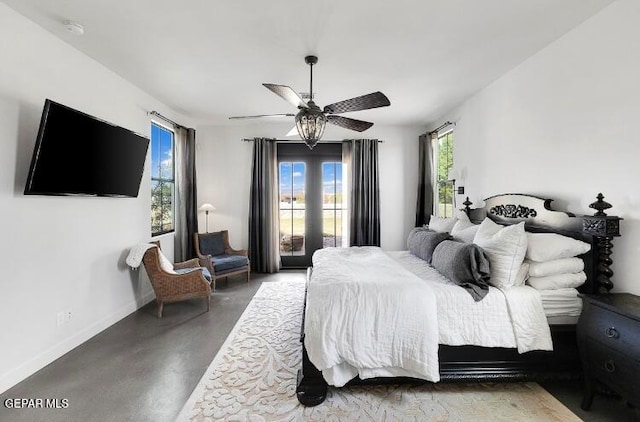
[389,251,552,353]
[304,247,441,387]
[305,247,553,387]
[539,288,583,317]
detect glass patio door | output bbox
[278,143,343,268]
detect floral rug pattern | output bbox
[177,281,580,421]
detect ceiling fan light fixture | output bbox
[295,104,326,149]
[231,55,389,143]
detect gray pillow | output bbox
[407,228,452,264]
[431,240,491,301]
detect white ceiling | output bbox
[4,0,615,127]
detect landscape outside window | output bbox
[278,161,344,254]
[322,162,343,248]
[436,131,454,218]
[279,162,306,255]
[151,123,175,235]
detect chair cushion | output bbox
[174,267,212,282]
[199,232,226,256]
[157,249,176,274]
[211,254,249,274]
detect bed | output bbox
[296,193,612,406]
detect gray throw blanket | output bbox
[431,240,491,301]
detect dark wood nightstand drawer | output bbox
[588,340,640,406]
[578,294,640,411]
[584,304,640,359]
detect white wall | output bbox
[437,0,640,294]
[0,4,187,393]
[195,122,423,251]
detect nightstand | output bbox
[577,294,640,410]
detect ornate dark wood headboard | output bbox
[465,193,621,295]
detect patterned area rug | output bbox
[177,281,580,421]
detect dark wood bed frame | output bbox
[296,193,618,406]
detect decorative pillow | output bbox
[431,240,491,301]
[451,220,479,243]
[525,233,590,262]
[427,215,457,233]
[456,210,472,223]
[527,257,584,277]
[157,249,176,274]
[407,228,452,264]
[406,227,429,247]
[514,262,530,286]
[527,271,587,290]
[473,218,527,289]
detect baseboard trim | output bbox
[0,291,156,394]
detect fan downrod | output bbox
[305,55,318,65]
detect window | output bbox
[279,161,306,256]
[322,161,345,248]
[277,143,343,268]
[434,130,454,218]
[151,123,175,235]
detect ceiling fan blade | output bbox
[323,91,390,114]
[285,126,299,137]
[327,115,374,132]
[263,84,309,109]
[228,113,295,120]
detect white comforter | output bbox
[305,247,553,387]
[304,247,441,387]
[389,251,553,354]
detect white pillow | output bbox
[527,271,587,290]
[515,262,530,286]
[473,218,527,289]
[526,233,591,262]
[157,249,176,274]
[428,215,457,233]
[527,258,584,277]
[451,220,479,243]
[456,210,472,223]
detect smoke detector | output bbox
[63,20,85,35]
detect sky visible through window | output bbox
[279,162,342,198]
[151,124,173,179]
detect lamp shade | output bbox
[198,203,216,212]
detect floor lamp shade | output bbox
[198,203,216,232]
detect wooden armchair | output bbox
[142,243,211,318]
[194,230,250,291]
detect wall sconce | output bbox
[447,168,460,207]
[448,168,466,195]
[198,203,216,233]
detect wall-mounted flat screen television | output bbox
[24,99,149,197]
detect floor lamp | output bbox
[198,203,216,233]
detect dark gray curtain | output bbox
[415,133,435,226]
[174,127,198,261]
[248,138,281,273]
[346,139,380,246]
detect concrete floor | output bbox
[0,270,635,422]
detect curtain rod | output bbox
[148,111,186,129]
[425,121,455,135]
[242,138,384,143]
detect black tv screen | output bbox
[24,99,149,197]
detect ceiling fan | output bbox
[229,55,391,149]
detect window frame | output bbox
[432,128,455,218]
[321,160,346,248]
[150,121,176,236]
